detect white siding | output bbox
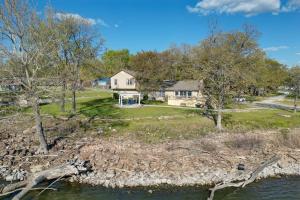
[111,71,136,90]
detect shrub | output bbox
[141,100,164,105]
[113,92,119,100]
[143,94,148,101]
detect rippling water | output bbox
[2,176,300,200]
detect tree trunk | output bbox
[60,79,66,112]
[72,89,76,114]
[216,90,223,131]
[216,107,222,131]
[294,94,298,113]
[32,96,48,154]
[71,63,79,114]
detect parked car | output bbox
[234,97,246,102]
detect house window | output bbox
[176,91,192,98]
[180,91,186,97]
[127,78,134,85]
[114,79,117,86]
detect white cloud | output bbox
[282,0,300,11]
[187,0,300,16]
[187,0,281,16]
[263,45,289,52]
[114,24,119,28]
[296,52,300,55]
[96,19,109,27]
[55,13,108,27]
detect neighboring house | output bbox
[165,80,205,107]
[111,70,137,91]
[110,70,141,107]
[148,80,176,101]
[92,78,110,89]
[111,70,205,108]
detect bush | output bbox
[141,100,164,105]
[113,92,119,100]
[143,94,148,101]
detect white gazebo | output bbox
[118,91,141,107]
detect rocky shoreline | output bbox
[74,161,300,188]
[1,115,300,190]
[74,131,300,188]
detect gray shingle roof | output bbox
[165,80,203,91]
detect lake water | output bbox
[2,176,300,200]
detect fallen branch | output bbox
[167,146,210,154]
[34,175,64,198]
[5,154,58,158]
[1,159,90,200]
[286,154,298,161]
[0,187,57,197]
[207,155,280,200]
[1,181,27,194]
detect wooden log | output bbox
[1,160,90,200]
[12,164,79,200]
[207,155,280,200]
[0,187,57,197]
[1,181,27,194]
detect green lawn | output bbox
[38,89,199,119]
[224,103,252,109]
[224,109,300,131]
[66,88,113,98]
[21,89,300,142]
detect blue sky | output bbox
[39,0,300,67]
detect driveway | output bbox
[254,95,299,111]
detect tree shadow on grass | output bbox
[78,97,129,129]
[79,97,121,119]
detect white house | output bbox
[164,80,205,107]
[110,70,141,107]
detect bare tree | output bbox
[0,0,58,153]
[54,14,103,113]
[196,24,260,131]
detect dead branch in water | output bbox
[0,187,57,198]
[207,155,280,200]
[1,159,90,200]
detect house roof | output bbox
[161,80,176,89]
[122,69,136,77]
[165,80,203,91]
[111,69,137,78]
